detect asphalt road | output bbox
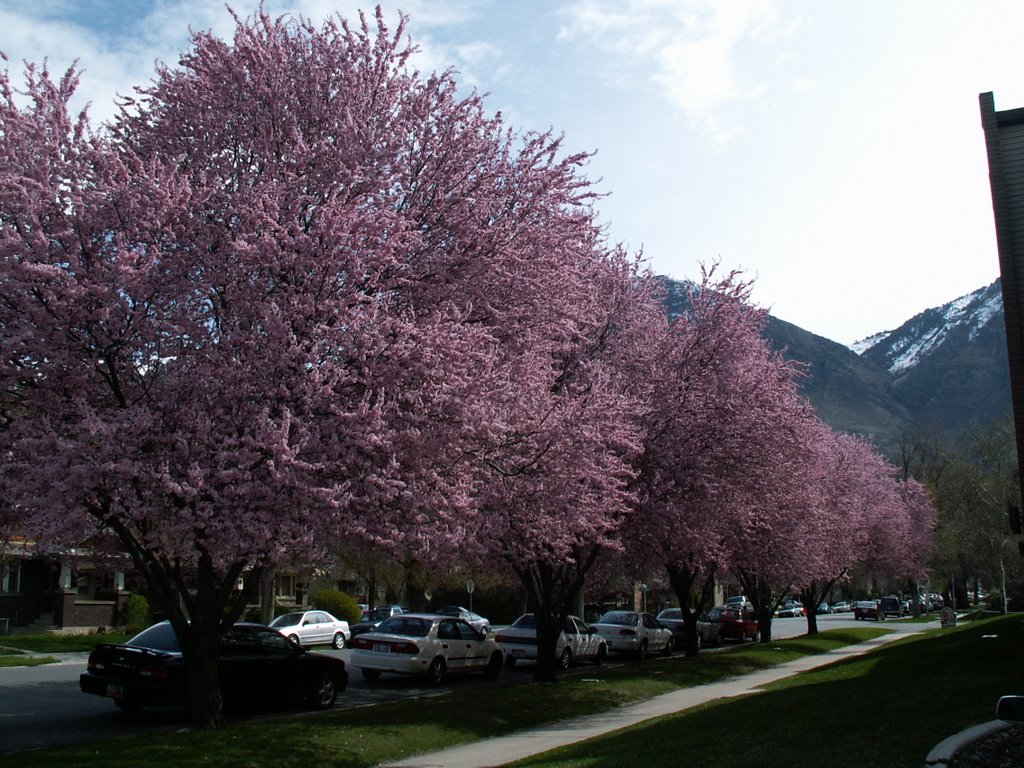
[0,613,931,754]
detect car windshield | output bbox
[598,611,638,627]
[366,608,392,621]
[436,606,463,616]
[511,614,537,628]
[658,609,682,619]
[376,617,432,637]
[270,613,303,628]
[128,621,181,652]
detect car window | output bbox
[256,628,296,653]
[377,617,431,637]
[438,620,460,640]
[270,613,303,628]
[659,609,682,620]
[564,618,579,635]
[598,612,638,626]
[128,621,181,652]
[455,621,480,641]
[512,614,537,629]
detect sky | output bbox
[2,0,1022,345]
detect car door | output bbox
[454,619,489,669]
[565,616,590,659]
[436,619,467,670]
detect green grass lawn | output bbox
[0,627,887,768]
[513,614,1024,768]
[0,631,131,654]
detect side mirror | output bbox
[998,695,1024,723]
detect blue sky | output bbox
[3,0,1023,344]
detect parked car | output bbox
[494,613,607,669]
[706,606,760,642]
[80,621,348,712]
[350,613,503,684]
[831,600,851,613]
[775,601,804,618]
[724,595,753,610]
[854,600,884,621]
[816,602,832,615]
[591,610,673,658]
[434,605,490,635]
[879,596,907,618]
[350,605,405,638]
[655,608,722,649]
[269,610,351,649]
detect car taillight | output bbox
[351,637,373,650]
[618,629,636,636]
[495,635,512,644]
[139,664,169,679]
[389,642,419,654]
[87,651,105,670]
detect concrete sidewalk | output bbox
[380,631,919,768]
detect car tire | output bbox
[661,636,673,656]
[484,651,503,678]
[427,657,446,685]
[696,632,703,651]
[288,634,301,647]
[360,668,381,682]
[332,632,346,650]
[558,647,572,670]
[311,672,338,709]
[637,639,648,660]
[114,697,143,713]
[594,644,607,665]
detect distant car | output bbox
[854,600,884,621]
[591,610,673,659]
[880,596,907,617]
[269,610,350,649]
[350,605,405,638]
[80,621,348,712]
[494,613,607,669]
[350,613,503,684]
[434,605,490,635]
[831,601,851,613]
[816,602,831,615]
[776,601,803,618]
[655,608,722,649]
[724,595,753,610]
[707,606,760,642]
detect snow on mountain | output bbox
[850,280,1003,374]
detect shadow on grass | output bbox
[513,615,1024,768]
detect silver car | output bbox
[270,610,351,649]
[591,610,673,659]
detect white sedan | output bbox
[591,610,673,658]
[350,613,504,684]
[269,610,351,649]
[495,613,608,669]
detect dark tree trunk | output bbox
[736,570,774,643]
[799,578,837,636]
[665,561,715,657]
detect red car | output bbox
[706,606,760,642]
[854,600,885,621]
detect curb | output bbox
[923,719,1010,767]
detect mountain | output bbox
[660,277,1013,459]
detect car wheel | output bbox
[332,632,346,650]
[752,630,760,642]
[360,668,381,682]
[427,657,446,685]
[288,634,301,647]
[594,644,607,665]
[661,636,673,656]
[114,697,143,713]
[696,632,703,651]
[558,647,572,670]
[484,651,503,678]
[311,672,338,709]
[637,639,648,660]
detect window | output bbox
[1,563,20,593]
[276,574,296,599]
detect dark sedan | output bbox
[80,621,348,712]
[854,600,885,621]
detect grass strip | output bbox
[0,632,130,653]
[512,615,1024,768]
[0,654,58,667]
[0,627,885,768]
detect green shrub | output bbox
[310,589,361,624]
[123,593,150,631]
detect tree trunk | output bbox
[665,562,715,657]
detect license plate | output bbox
[373,643,391,654]
[106,683,124,699]
[512,649,526,658]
